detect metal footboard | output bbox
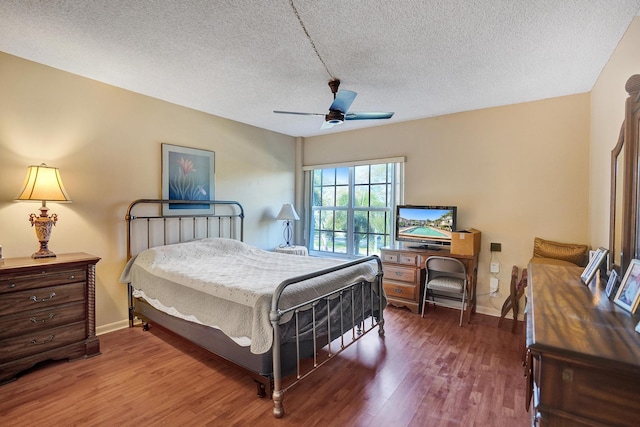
[269,255,385,418]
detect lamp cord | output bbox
[288,0,335,80]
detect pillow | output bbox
[532,237,589,267]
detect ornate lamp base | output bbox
[30,206,58,259]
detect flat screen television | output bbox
[395,205,457,249]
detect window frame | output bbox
[303,157,405,259]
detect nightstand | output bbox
[0,252,101,384]
[274,246,309,256]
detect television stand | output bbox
[380,245,479,318]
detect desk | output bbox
[274,246,308,256]
[380,245,479,319]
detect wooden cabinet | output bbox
[380,246,478,320]
[0,253,100,384]
[526,263,640,426]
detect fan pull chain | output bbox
[288,0,334,80]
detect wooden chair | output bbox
[498,265,527,333]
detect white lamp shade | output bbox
[276,203,299,221]
[16,164,71,202]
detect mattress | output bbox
[120,238,382,353]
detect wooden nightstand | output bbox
[0,253,101,385]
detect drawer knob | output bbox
[395,272,403,277]
[30,292,56,303]
[30,335,55,345]
[30,313,56,323]
[69,275,75,280]
[8,283,16,289]
[395,288,403,293]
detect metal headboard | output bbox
[125,199,244,260]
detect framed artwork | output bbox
[161,143,215,215]
[605,269,619,299]
[614,259,640,313]
[580,247,609,285]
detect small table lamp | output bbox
[15,163,71,258]
[276,203,300,247]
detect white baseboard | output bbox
[97,319,130,336]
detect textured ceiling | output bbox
[1,1,640,138]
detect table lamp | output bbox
[276,203,299,247]
[15,163,71,258]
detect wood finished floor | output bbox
[0,306,529,426]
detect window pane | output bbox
[312,186,322,206]
[334,232,347,253]
[320,210,334,230]
[336,167,349,185]
[369,211,388,234]
[313,170,322,186]
[335,210,347,232]
[320,231,334,251]
[321,186,335,206]
[370,184,387,207]
[354,165,369,185]
[370,164,387,184]
[336,185,348,206]
[322,168,336,186]
[354,184,370,207]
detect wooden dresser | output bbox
[380,245,478,319]
[525,263,640,426]
[0,253,101,384]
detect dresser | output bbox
[525,263,640,426]
[380,245,478,319]
[0,253,101,384]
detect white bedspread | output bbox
[120,238,380,354]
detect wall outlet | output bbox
[490,262,500,273]
[490,277,499,293]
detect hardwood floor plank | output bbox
[0,306,529,426]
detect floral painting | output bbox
[161,143,215,215]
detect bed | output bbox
[120,199,386,418]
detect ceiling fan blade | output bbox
[345,111,394,120]
[273,110,324,116]
[329,90,357,114]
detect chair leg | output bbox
[421,285,427,318]
[459,286,467,327]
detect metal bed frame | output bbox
[124,199,385,418]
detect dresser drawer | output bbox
[0,282,85,316]
[0,302,86,340]
[383,281,417,301]
[0,268,86,294]
[382,253,399,263]
[0,322,86,364]
[384,265,417,283]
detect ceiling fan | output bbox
[274,79,394,129]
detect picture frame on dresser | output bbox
[605,269,619,299]
[614,258,640,313]
[580,247,609,285]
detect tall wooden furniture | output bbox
[525,263,640,426]
[0,253,100,384]
[380,245,478,321]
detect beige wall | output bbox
[590,17,640,257]
[304,93,591,315]
[0,52,297,332]
[1,16,637,327]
